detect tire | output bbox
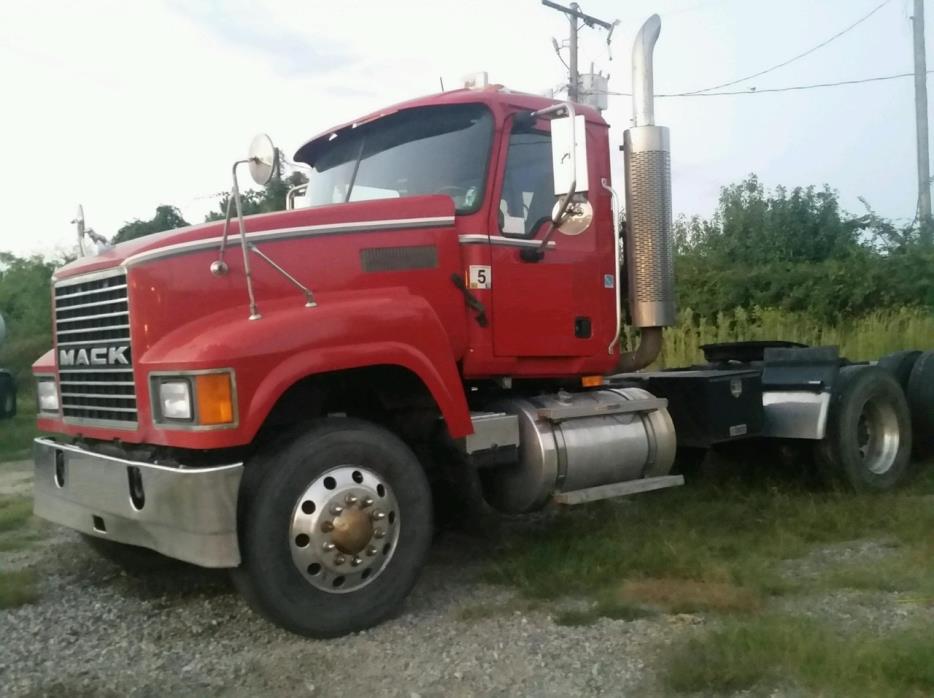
[0,372,16,419]
[907,350,934,458]
[815,366,913,491]
[877,350,921,391]
[81,534,187,574]
[232,417,433,638]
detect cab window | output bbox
[301,105,493,214]
[499,130,555,238]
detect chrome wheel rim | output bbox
[289,466,400,594]
[857,398,900,475]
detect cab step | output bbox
[553,474,685,506]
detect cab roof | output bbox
[293,85,607,165]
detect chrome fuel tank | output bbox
[482,388,676,513]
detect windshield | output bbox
[300,104,493,214]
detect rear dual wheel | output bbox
[816,366,913,491]
[233,418,433,638]
[907,351,934,458]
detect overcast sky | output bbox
[0,0,926,257]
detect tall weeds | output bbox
[622,306,934,368]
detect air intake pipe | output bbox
[616,14,676,372]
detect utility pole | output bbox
[913,0,932,245]
[541,0,615,102]
[568,3,579,101]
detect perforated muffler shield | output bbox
[623,125,676,328]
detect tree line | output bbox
[112,171,308,244]
[672,175,934,322]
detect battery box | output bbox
[611,369,764,448]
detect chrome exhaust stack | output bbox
[616,14,676,372]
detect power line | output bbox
[681,0,896,95]
[605,70,932,98]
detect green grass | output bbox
[663,615,934,696]
[484,464,934,693]
[0,568,39,609]
[0,494,47,554]
[0,496,43,610]
[486,466,934,606]
[0,495,32,532]
[0,395,38,462]
[817,541,934,604]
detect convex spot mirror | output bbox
[248,134,279,186]
[552,197,593,236]
[551,114,589,197]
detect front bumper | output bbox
[32,438,243,568]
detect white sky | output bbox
[0,0,926,257]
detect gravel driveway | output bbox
[1,469,683,697]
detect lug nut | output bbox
[351,556,363,567]
[322,542,336,552]
[321,521,334,533]
[345,494,358,506]
[361,497,374,509]
[330,504,344,516]
[374,528,386,539]
[366,546,378,556]
[371,510,386,521]
[334,555,346,565]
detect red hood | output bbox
[54,195,457,281]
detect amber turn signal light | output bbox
[581,375,604,388]
[195,373,235,425]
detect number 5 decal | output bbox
[468,265,492,290]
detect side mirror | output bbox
[551,114,589,197]
[248,134,279,186]
[552,198,593,236]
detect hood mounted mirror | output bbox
[213,133,316,320]
[248,134,279,186]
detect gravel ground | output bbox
[3,461,929,697]
[0,520,687,697]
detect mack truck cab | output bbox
[29,17,933,637]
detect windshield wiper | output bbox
[343,137,366,203]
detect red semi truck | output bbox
[30,17,933,637]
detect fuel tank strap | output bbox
[536,397,667,422]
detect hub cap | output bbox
[289,466,400,593]
[857,398,900,475]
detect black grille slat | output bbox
[54,272,137,425]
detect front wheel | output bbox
[815,366,913,491]
[232,418,433,638]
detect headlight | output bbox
[158,380,193,421]
[36,379,59,414]
[151,371,235,427]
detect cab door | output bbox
[490,121,608,358]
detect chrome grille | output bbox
[54,271,136,426]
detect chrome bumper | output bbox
[32,438,243,568]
